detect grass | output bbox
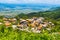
[0,25,60,40]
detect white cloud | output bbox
[0,0,60,4]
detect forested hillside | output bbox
[16,7,60,20]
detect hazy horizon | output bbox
[0,0,60,5]
[0,0,60,16]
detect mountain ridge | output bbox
[0,3,58,11]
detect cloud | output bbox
[0,0,60,4]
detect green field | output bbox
[0,25,60,40]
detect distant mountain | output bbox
[0,3,60,17]
[0,3,60,18]
[0,3,58,11]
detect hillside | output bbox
[15,7,60,20]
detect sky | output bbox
[0,0,60,5]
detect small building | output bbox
[0,22,3,25]
[4,21,11,27]
[3,18,8,21]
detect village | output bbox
[0,17,55,33]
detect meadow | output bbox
[0,25,60,40]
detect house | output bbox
[37,24,43,30]
[4,21,11,27]
[17,23,24,29]
[0,22,3,25]
[42,22,48,28]
[39,17,45,21]
[11,18,17,22]
[3,18,8,21]
[12,25,17,29]
[20,19,28,27]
